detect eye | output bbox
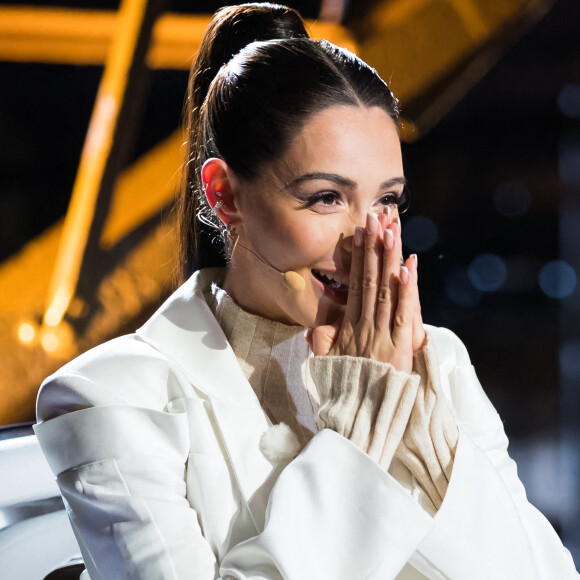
[377,187,411,213]
[319,192,340,205]
[378,193,400,207]
[302,191,342,209]
[397,186,411,214]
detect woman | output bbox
[35,4,578,579]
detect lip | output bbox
[311,269,350,305]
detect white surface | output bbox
[0,510,81,580]
[0,435,59,507]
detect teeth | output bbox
[313,269,349,287]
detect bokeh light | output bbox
[40,330,59,352]
[559,135,580,185]
[560,340,580,379]
[538,260,577,298]
[446,270,481,307]
[468,253,507,292]
[558,84,580,118]
[17,322,36,345]
[493,180,531,217]
[402,216,438,252]
[560,208,580,250]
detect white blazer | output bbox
[35,269,578,580]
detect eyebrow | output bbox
[286,172,407,190]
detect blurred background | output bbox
[1,0,579,564]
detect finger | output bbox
[361,212,381,322]
[311,320,341,356]
[377,209,390,240]
[375,226,395,332]
[392,220,406,315]
[379,221,404,331]
[413,305,426,352]
[391,261,415,351]
[344,226,365,324]
[409,254,426,352]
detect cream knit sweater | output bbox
[206,282,458,513]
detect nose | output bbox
[341,208,395,253]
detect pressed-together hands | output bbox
[308,212,425,374]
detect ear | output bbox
[201,158,239,226]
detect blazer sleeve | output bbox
[35,330,579,580]
[414,326,579,580]
[35,366,435,580]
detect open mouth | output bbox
[311,269,349,289]
[311,269,350,305]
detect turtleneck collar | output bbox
[203,274,319,447]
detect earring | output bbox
[226,225,240,260]
[211,200,223,216]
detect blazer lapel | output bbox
[136,269,275,528]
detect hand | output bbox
[308,212,424,374]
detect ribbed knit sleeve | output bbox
[310,356,420,470]
[394,339,459,509]
[309,338,459,511]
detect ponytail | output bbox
[178,3,309,280]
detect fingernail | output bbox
[386,206,391,219]
[393,216,400,225]
[411,254,417,267]
[366,212,379,234]
[400,265,409,284]
[384,228,394,250]
[354,226,364,247]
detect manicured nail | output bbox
[386,206,391,219]
[354,226,364,247]
[366,212,379,234]
[393,216,400,225]
[400,265,409,284]
[411,254,417,267]
[384,228,394,250]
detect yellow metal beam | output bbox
[0,7,357,67]
[355,0,552,140]
[0,129,182,424]
[43,0,154,329]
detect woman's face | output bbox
[224,104,405,328]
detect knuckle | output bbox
[349,278,361,293]
[362,276,377,290]
[394,313,408,327]
[377,286,389,303]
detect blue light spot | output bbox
[468,254,507,292]
[539,261,577,298]
[558,84,580,118]
[493,180,531,217]
[446,270,481,307]
[560,340,580,379]
[559,136,580,186]
[402,216,438,252]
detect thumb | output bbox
[310,319,341,356]
[412,305,426,353]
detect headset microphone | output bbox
[237,244,306,293]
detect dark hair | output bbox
[178,3,399,279]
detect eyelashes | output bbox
[300,189,409,211]
[397,186,411,214]
[301,192,341,208]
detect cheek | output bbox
[277,219,338,264]
[250,205,336,259]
